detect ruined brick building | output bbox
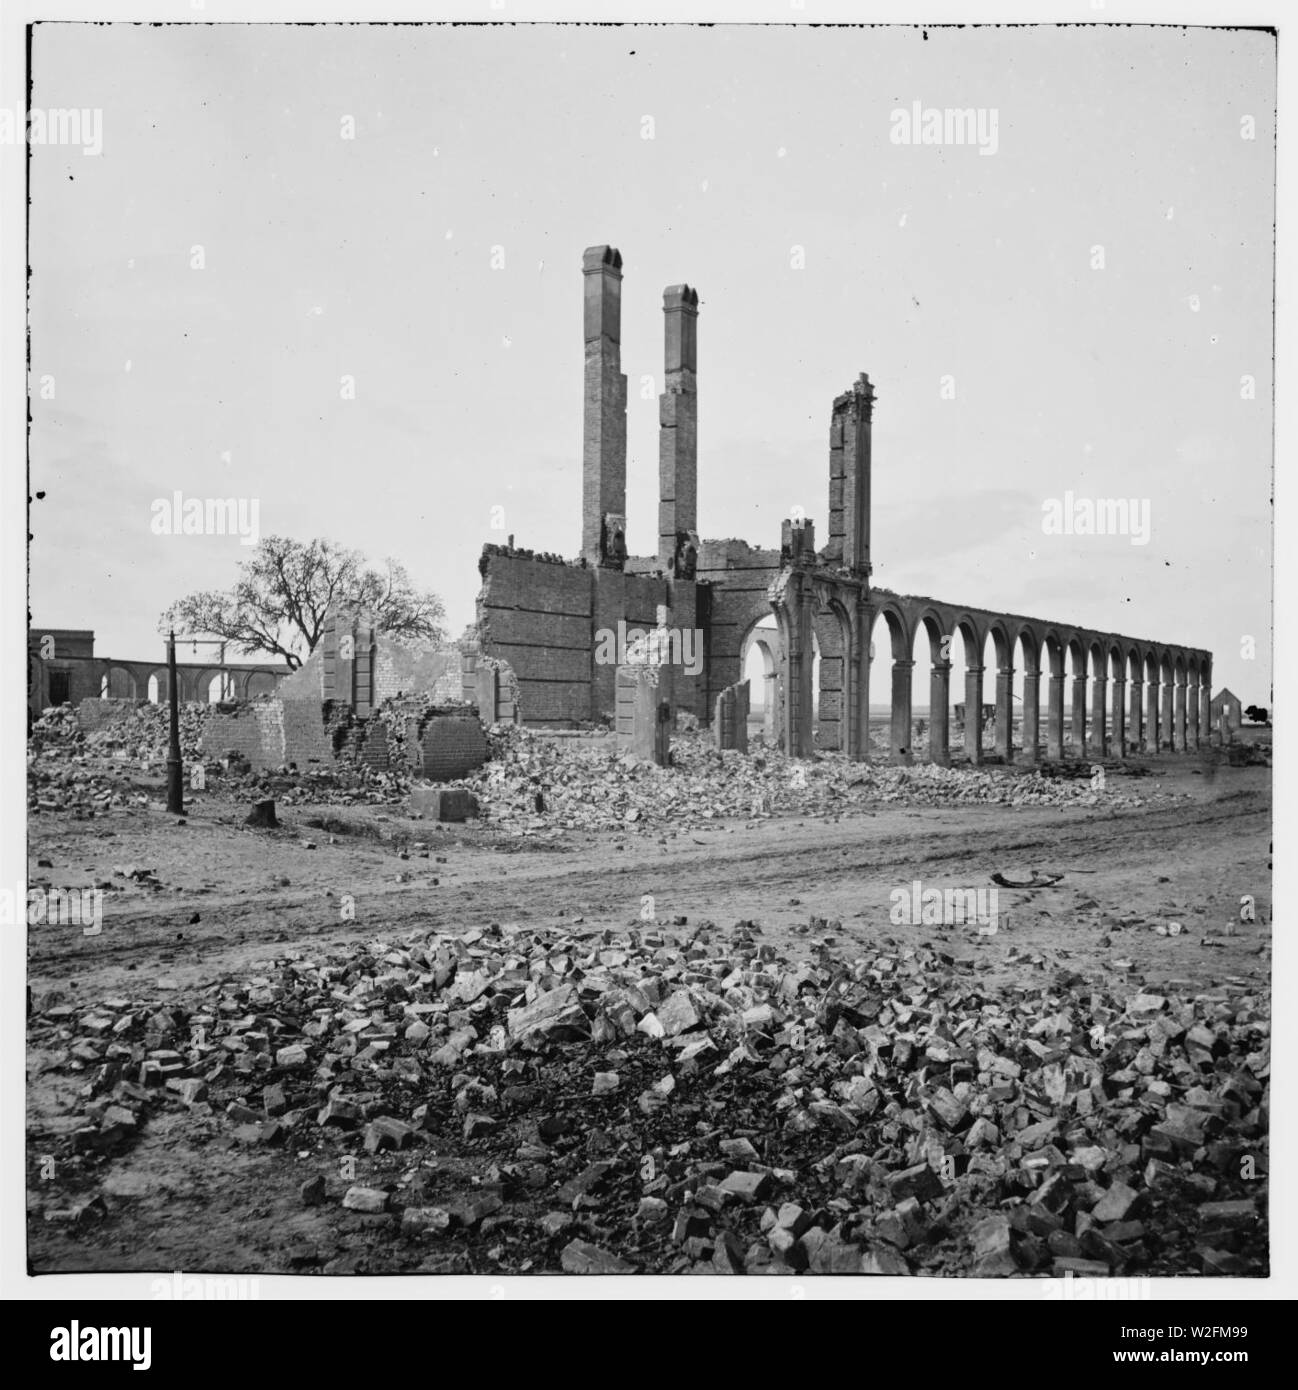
[476,245,1213,762]
[27,628,287,718]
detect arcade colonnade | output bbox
[766,566,1212,764]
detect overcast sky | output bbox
[28,22,1274,702]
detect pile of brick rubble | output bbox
[30,917,1267,1276]
[462,727,1171,833]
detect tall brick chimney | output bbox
[582,245,627,565]
[658,284,699,573]
[826,372,875,578]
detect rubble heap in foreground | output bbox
[30,916,1268,1276]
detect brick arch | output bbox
[1156,650,1176,752]
[1009,626,1045,764]
[242,670,280,699]
[1081,638,1109,756]
[907,607,954,765]
[980,618,1017,761]
[944,612,988,763]
[747,629,782,743]
[1012,623,1042,675]
[1140,650,1162,753]
[1171,652,1189,751]
[984,617,1015,670]
[869,597,913,662]
[1036,631,1068,758]
[716,590,782,716]
[1057,637,1086,756]
[1098,640,1127,756]
[189,667,225,703]
[738,607,784,744]
[866,601,914,762]
[100,663,138,699]
[948,610,984,661]
[911,606,949,655]
[1041,628,1067,678]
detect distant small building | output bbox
[1210,687,1243,743]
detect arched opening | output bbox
[1107,645,1127,756]
[1143,651,1161,753]
[865,605,913,763]
[1065,638,1088,757]
[1088,640,1108,758]
[741,615,780,746]
[1125,649,1144,754]
[148,670,173,705]
[1172,654,1187,752]
[1015,629,1041,761]
[101,666,137,699]
[1159,652,1175,752]
[244,670,279,700]
[984,623,1014,762]
[913,611,949,766]
[945,615,983,764]
[189,668,221,704]
[910,620,934,763]
[1043,633,1067,760]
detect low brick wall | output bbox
[415,716,488,781]
[282,699,335,768]
[201,700,287,768]
[199,696,491,778]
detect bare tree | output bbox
[159,536,447,669]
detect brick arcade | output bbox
[32,246,1213,774]
[475,244,1213,761]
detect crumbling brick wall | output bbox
[412,715,488,781]
[714,679,751,753]
[615,665,672,764]
[280,619,467,711]
[339,718,390,771]
[281,698,336,768]
[477,546,703,728]
[76,698,142,731]
[695,539,781,717]
[477,550,594,725]
[201,700,287,768]
[464,653,522,726]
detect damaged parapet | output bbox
[713,679,750,753]
[616,663,673,765]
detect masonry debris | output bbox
[28,916,1267,1275]
[463,727,1175,835]
[28,698,1180,830]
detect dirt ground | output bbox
[26,750,1271,1276]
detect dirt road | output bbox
[26,756,1271,1276]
